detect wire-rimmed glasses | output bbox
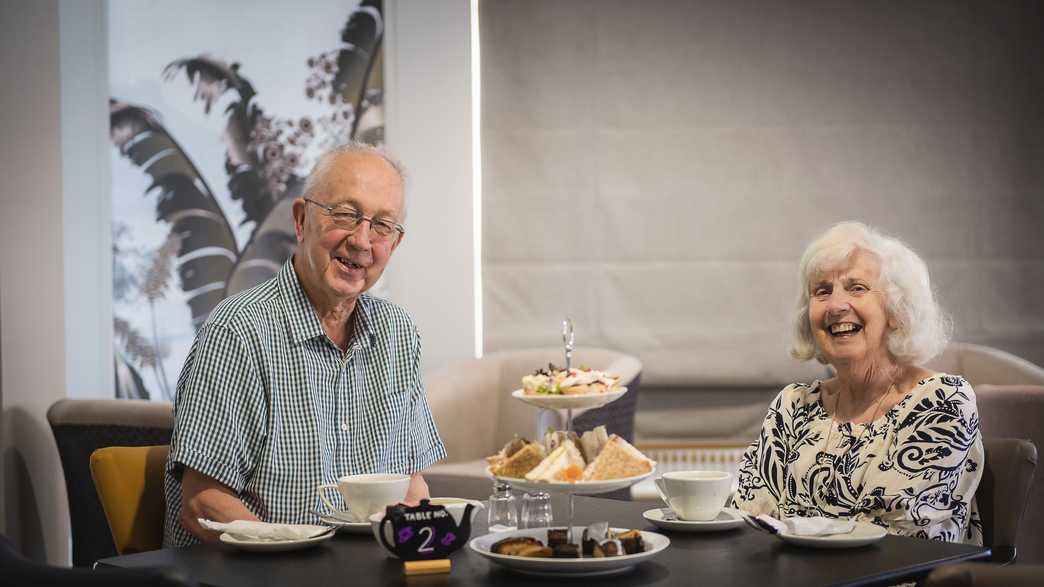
[303,197,405,241]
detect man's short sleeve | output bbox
[168,322,266,492]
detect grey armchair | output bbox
[46,399,173,566]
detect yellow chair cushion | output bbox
[89,445,169,554]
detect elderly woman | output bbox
[733,221,983,544]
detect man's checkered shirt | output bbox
[163,259,446,547]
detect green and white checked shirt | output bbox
[163,259,446,547]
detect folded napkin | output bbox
[200,519,330,542]
[756,515,856,537]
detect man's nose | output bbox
[346,222,373,250]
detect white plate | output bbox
[317,514,372,534]
[776,521,888,549]
[219,528,335,552]
[510,387,628,410]
[489,468,654,495]
[642,507,745,532]
[469,526,669,577]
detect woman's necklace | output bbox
[818,380,896,501]
[823,381,895,452]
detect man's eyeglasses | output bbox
[303,197,405,241]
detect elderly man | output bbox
[163,143,446,547]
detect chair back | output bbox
[47,399,173,565]
[978,437,1037,563]
[976,384,1044,563]
[90,445,170,555]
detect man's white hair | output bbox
[301,141,407,201]
[791,221,950,366]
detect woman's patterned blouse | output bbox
[733,374,983,545]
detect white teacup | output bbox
[317,473,410,523]
[654,470,732,521]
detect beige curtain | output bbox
[480,0,1044,390]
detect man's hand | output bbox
[402,472,431,506]
[180,467,260,543]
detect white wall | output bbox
[61,0,112,399]
[0,0,70,564]
[383,0,479,371]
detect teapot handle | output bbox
[378,515,398,555]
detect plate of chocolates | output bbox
[468,522,670,577]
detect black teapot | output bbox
[378,499,475,560]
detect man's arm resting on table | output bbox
[404,472,430,505]
[179,467,260,543]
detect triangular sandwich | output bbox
[492,442,546,479]
[525,439,586,482]
[582,435,654,480]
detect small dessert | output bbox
[491,536,549,557]
[546,528,569,548]
[612,529,645,555]
[582,522,609,556]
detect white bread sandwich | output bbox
[582,435,654,480]
[578,425,610,463]
[490,439,547,479]
[525,439,586,483]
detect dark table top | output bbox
[97,495,989,587]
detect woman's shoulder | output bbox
[775,380,826,409]
[894,371,979,417]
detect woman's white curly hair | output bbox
[791,221,951,366]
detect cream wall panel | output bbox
[482,0,1044,378]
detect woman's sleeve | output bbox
[856,377,983,542]
[732,386,794,517]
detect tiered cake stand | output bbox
[489,386,655,537]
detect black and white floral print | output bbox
[734,374,983,545]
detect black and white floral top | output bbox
[733,374,983,545]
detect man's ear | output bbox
[292,198,307,242]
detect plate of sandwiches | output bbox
[514,366,628,410]
[487,426,656,494]
[470,523,670,577]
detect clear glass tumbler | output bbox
[487,481,518,532]
[520,491,554,529]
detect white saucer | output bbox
[219,528,335,552]
[317,513,372,534]
[642,507,745,532]
[777,521,887,549]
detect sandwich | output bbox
[582,434,654,480]
[578,425,609,463]
[525,439,586,482]
[489,437,546,479]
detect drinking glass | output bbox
[487,481,518,532]
[520,492,553,529]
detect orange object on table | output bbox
[403,559,451,576]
